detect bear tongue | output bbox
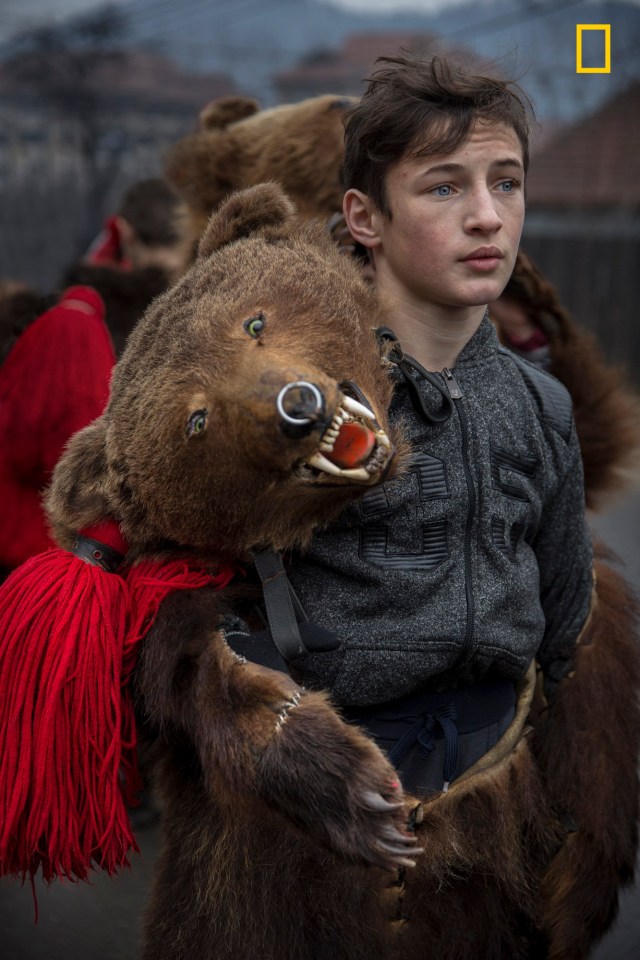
[324,421,376,469]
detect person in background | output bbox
[0,180,188,824]
[0,180,185,572]
[84,177,187,276]
[0,179,187,361]
[0,286,114,578]
[66,178,189,356]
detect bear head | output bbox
[165,94,354,246]
[46,183,405,563]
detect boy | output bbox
[284,56,594,794]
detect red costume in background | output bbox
[84,216,132,270]
[0,286,115,572]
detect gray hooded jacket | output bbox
[286,315,593,706]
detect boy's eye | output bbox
[432,184,452,197]
[499,180,518,193]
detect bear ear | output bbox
[198,96,259,131]
[45,418,116,550]
[197,182,296,259]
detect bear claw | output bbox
[361,791,403,813]
[376,825,424,866]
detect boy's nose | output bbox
[465,189,503,233]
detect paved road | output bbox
[1,492,639,959]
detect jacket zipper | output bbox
[442,367,475,666]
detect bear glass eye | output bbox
[243,312,266,339]
[187,410,208,437]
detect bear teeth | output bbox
[365,447,388,474]
[318,405,350,453]
[321,398,370,451]
[309,396,390,480]
[341,395,375,421]
[307,452,371,482]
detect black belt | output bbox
[343,679,517,791]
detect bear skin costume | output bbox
[165,94,352,246]
[165,95,640,510]
[0,184,638,960]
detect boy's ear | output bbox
[45,418,115,550]
[197,182,296,259]
[342,189,383,251]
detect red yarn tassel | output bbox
[0,548,130,881]
[0,528,235,884]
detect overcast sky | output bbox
[1,0,638,39]
[0,0,452,21]
[0,0,461,42]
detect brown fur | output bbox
[44,185,639,959]
[396,740,558,959]
[138,563,639,960]
[47,184,416,948]
[137,587,406,960]
[496,251,640,508]
[532,546,640,958]
[198,94,259,130]
[47,184,407,559]
[165,94,353,247]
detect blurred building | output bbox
[523,82,640,374]
[0,50,236,184]
[0,49,237,288]
[274,32,485,102]
[526,81,640,229]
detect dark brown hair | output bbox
[118,178,182,247]
[343,55,534,217]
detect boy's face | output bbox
[347,120,525,316]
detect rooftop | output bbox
[526,81,640,210]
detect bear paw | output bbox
[256,690,422,871]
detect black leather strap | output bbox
[71,535,124,573]
[376,326,453,425]
[225,628,290,672]
[225,621,342,671]
[251,548,309,662]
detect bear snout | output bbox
[276,380,325,437]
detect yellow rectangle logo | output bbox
[576,24,611,73]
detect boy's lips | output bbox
[461,246,504,261]
[460,246,504,272]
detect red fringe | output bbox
[0,545,234,883]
